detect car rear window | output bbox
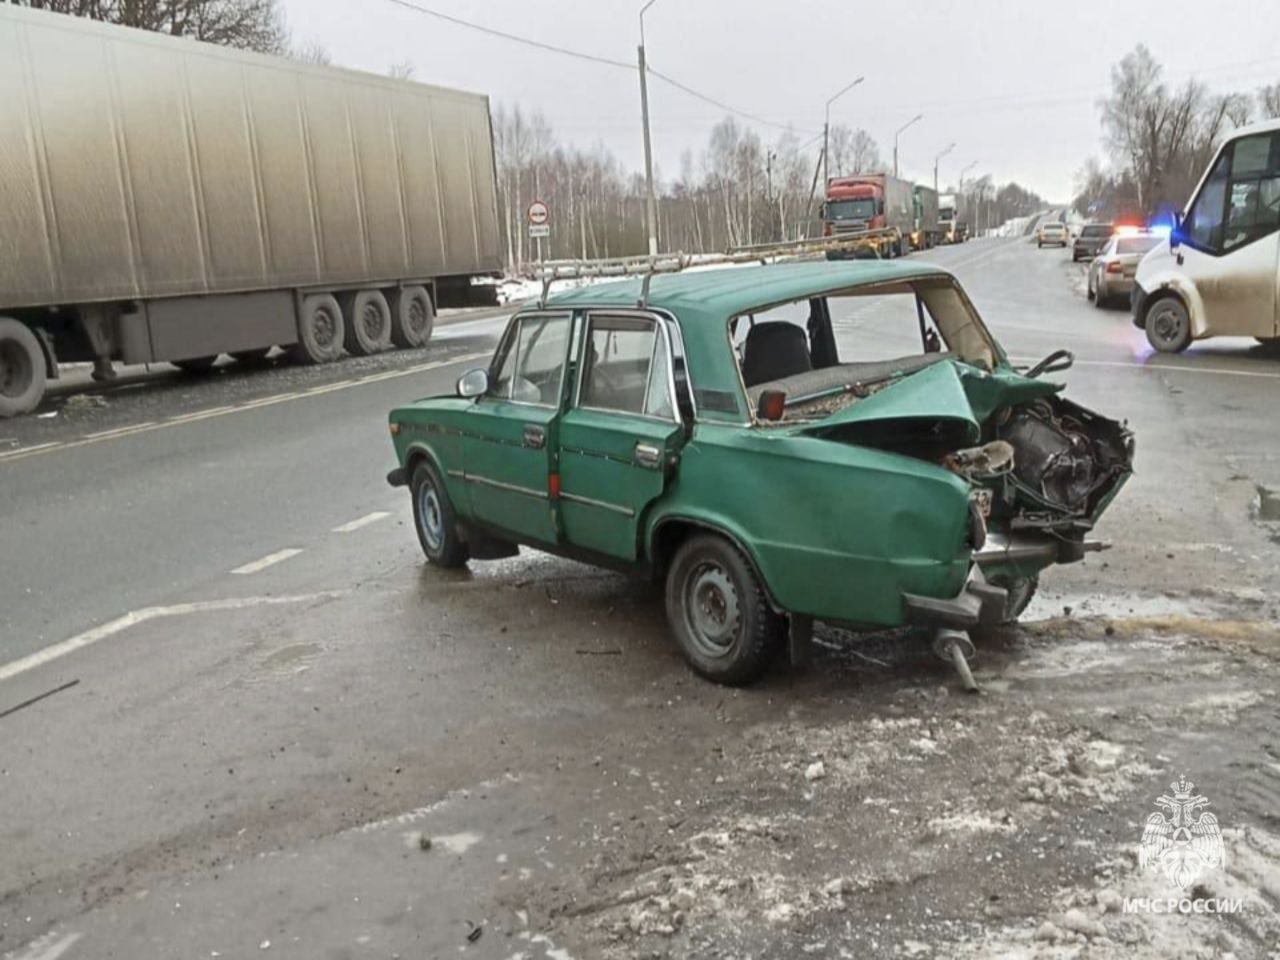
[1082,225,1112,237]
[1117,237,1159,254]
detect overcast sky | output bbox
[280,0,1280,201]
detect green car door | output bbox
[557,311,685,560]
[460,311,572,546]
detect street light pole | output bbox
[638,0,659,257]
[823,76,864,191]
[932,141,956,194]
[958,159,978,194]
[892,114,923,179]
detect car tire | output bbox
[0,317,47,418]
[340,289,393,356]
[1093,284,1106,308]
[665,533,781,686]
[1144,295,1192,353]
[172,355,218,374]
[410,460,469,568]
[289,294,346,364]
[390,286,435,349]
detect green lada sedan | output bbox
[388,260,1133,685]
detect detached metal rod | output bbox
[948,641,979,693]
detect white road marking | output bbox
[0,351,490,467]
[83,421,157,439]
[332,511,391,533]
[0,441,61,461]
[6,932,83,960]
[1010,356,1280,381]
[0,593,341,684]
[231,548,303,575]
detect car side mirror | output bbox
[1169,213,1182,250]
[457,368,489,398]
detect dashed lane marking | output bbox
[0,593,341,684]
[83,421,157,439]
[332,511,391,534]
[0,351,490,467]
[4,932,83,960]
[231,548,303,576]
[0,441,60,462]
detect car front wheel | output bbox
[1145,296,1192,353]
[665,534,781,685]
[410,461,469,568]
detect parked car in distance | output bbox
[387,259,1134,686]
[1073,223,1115,261]
[1088,233,1163,307]
[1134,118,1280,353]
[1038,222,1069,248]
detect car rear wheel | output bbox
[410,460,468,568]
[665,534,781,686]
[1093,283,1107,308]
[1145,296,1191,353]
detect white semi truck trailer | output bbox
[0,5,502,417]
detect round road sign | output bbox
[528,200,549,226]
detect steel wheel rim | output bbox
[361,302,383,340]
[0,341,32,398]
[683,561,741,659]
[313,307,337,348]
[1150,303,1185,345]
[408,298,428,336]
[417,482,443,551]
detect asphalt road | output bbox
[3,238,1279,959]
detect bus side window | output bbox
[1185,151,1230,253]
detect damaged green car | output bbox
[388,260,1133,685]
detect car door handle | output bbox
[523,424,546,449]
[634,442,662,469]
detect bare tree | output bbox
[1099,44,1247,215]
[387,60,415,81]
[1258,82,1280,119]
[290,38,331,65]
[10,0,288,52]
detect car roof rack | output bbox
[533,229,899,308]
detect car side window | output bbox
[488,313,571,405]
[578,314,676,419]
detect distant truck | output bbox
[910,186,941,250]
[0,5,502,417]
[822,173,915,257]
[938,194,968,243]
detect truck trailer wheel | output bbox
[341,290,393,356]
[289,294,346,364]
[390,286,434,349]
[0,318,47,418]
